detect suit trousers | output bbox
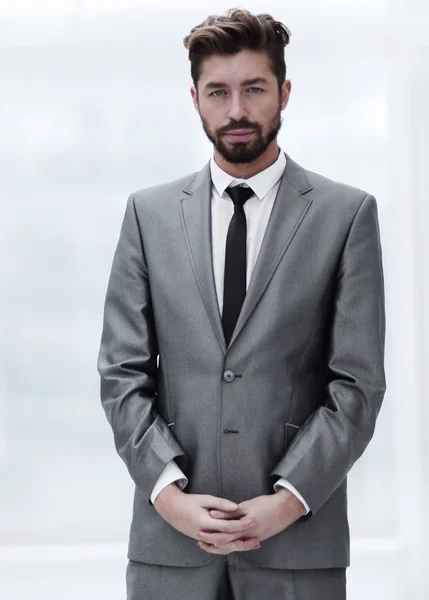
[126,554,347,600]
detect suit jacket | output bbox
[97,151,386,570]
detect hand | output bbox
[197,489,306,554]
[153,483,260,552]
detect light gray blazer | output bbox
[97,152,386,570]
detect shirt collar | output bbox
[210,148,286,201]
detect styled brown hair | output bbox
[183,8,291,92]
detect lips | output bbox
[225,129,254,134]
[223,129,255,141]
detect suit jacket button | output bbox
[223,369,235,382]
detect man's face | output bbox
[191,49,290,164]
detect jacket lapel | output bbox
[228,153,313,348]
[180,152,313,354]
[180,162,227,353]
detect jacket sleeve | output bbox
[97,194,188,502]
[270,193,386,520]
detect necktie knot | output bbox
[225,185,254,208]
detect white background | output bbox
[1,0,428,598]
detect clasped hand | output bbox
[154,484,305,555]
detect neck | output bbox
[214,140,280,179]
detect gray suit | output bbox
[97,152,386,580]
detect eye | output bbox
[210,89,226,97]
[247,87,263,93]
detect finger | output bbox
[209,509,244,519]
[233,538,261,552]
[197,530,257,546]
[200,495,239,512]
[201,517,257,534]
[197,541,226,554]
[197,539,260,554]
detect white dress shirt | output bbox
[150,148,310,515]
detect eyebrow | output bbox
[204,77,269,91]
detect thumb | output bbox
[201,495,238,511]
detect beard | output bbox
[199,105,283,164]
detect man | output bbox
[97,8,386,600]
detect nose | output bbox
[227,92,248,121]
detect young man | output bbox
[97,8,386,600]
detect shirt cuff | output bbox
[149,460,188,505]
[273,477,311,514]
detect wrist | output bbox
[154,481,182,510]
[274,488,306,518]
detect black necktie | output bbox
[222,185,255,346]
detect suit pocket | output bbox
[284,422,300,451]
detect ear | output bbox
[280,80,292,111]
[190,86,200,114]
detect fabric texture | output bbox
[97,151,386,569]
[126,557,346,600]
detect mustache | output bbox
[218,122,261,135]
